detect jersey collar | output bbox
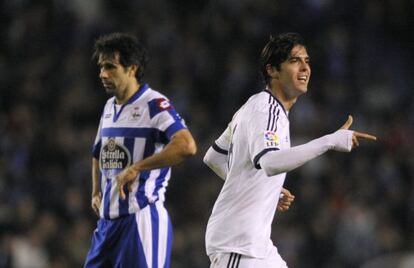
[263,88,288,117]
[112,83,149,122]
[125,83,149,104]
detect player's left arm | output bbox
[134,128,197,169]
[259,116,376,176]
[117,129,197,199]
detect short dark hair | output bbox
[93,32,148,83]
[260,32,306,85]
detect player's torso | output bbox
[99,90,164,178]
[206,91,290,257]
[97,87,173,219]
[228,91,291,179]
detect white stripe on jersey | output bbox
[109,181,119,219]
[99,178,105,219]
[156,171,170,202]
[132,138,146,165]
[128,179,140,214]
[145,169,160,203]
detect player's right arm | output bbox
[259,115,377,176]
[90,116,103,216]
[91,157,101,216]
[204,146,228,180]
[203,124,232,180]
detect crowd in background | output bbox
[0,0,413,267]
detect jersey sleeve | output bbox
[147,97,187,140]
[204,124,232,179]
[248,107,283,169]
[212,124,231,155]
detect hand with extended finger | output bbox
[327,115,377,152]
[116,165,140,200]
[277,188,295,212]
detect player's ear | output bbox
[266,64,279,80]
[128,64,138,77]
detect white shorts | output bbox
[209,246,288,268]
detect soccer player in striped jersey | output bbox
[84,33,197,268]
[204,33,377,268]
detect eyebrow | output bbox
[288,55,310,60]
[98,61,116,67]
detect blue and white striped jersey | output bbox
[92,83,186,219]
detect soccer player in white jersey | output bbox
[84,33,197,268]
[204,32,377,268]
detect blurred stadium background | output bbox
[0,0,413,267]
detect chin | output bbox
[294,87,308,97]
[105,87,116,95]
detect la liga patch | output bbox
[264,130,279,147]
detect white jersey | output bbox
[206,90,291,258]
[92,83,186,219]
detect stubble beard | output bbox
[104,86,117,96]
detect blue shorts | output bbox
[84,202,173,268]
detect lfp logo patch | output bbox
[264,130,279,147]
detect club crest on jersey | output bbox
[99,138,131,178]
[264,130,279,147]
[130,106,141,121]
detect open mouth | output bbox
[298,75,308,82]
[102,81,113,88]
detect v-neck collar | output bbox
[112,83,149,122]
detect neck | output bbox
[115,81,141,104]
[268,86,297,112]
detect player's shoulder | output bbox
[245,90,280,114]
[141,86,169,102]
[143,86,176,118]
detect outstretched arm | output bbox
[116,129,197,199]
[260,116,376,176]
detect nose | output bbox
[100,68,108,79]
[300,60,310,72]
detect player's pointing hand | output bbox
[116,165,140,200]
[340,115,354,130]
[340,115,377,148]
